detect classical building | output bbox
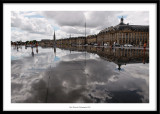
[76,36,85,45]
[39,16,149,47]
[40,39,53,46]
[86,35,97,45]
[97,17,149,47]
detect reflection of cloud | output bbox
[11,47,149,103]
[124,64,149,84]
[85,59,118,83]
[23,61,92,103]
[54,56,60,61]
[11,82,23,95]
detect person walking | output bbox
[36,42,38,48]
[143,41,147,51]
[31,42,34,52]
[36,42,38,53]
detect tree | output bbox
[26,41,29,44]
[32,40,37,44]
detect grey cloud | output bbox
[11,12,53,36]
[85,11,120,28]
[11,11,149,42]
[43,11,86,27]
[11,47,149,103]
[42,11,121,29]
[61,26,90,35]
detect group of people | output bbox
[31,42,39,57]
[13,42,22,51]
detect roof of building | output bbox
[99,17,149,34]
[41,39,51,41]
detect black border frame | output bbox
[1,0,159,113]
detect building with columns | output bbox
[97,16,149,47]
[39,16,149,47]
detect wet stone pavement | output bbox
[11,45,149,103]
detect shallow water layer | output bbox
[11,45,149,103]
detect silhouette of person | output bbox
[36,42,38,46]
[31,44,34,57]
[25,43,27,49]
[142,47,146,64]
[36,47,38,54]
[32,51,34,57]
[31,42,34,51]
[17,46,19,51]
[143,41,147,52]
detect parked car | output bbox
[113,43,120,47]
[124,44,133,47]
[104,43,108,46]
[94,43,98,46]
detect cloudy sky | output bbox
[11,11,149,42]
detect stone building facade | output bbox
[40,17,149,47]
[40,39,53,46]
[86,35,97,45]
[97,17,149,47]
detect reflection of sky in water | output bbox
[11,46,149,103]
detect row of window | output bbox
[104,32,149,39]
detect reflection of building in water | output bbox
[97,48,149,65]
[57,45,149,67]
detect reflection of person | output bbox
[32,51,34,57]
[25,43,27,49]
[17,46,19,51]
[31,42,34,52]
[31,47,34,57]
[36,47,38,53]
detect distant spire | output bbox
[85,20,86,37]
[53,30,56,41]
[53,30,56,47]
[85,19,86,44]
